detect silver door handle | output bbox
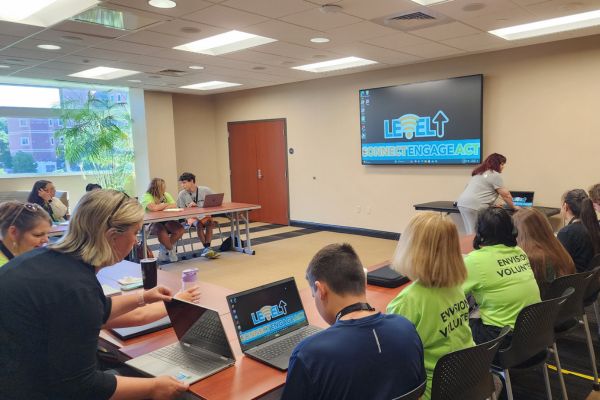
[257,169,263,179]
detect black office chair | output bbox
[542,270,599,392]
[583,265,600,339]
[431,326,511,400]
[395,380,426,400]
[493,288,573,400]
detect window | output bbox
[117,94,122,102]
[20,137,30,145]
[48,119,53,127]
[19,119,28,127]
[50,137,55,145]
[59,137,64,144]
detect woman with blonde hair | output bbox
[0,190,189,400]
[0,201,52,267]
[513,208,575,285]
[387,212,474,400]
[141,178,185,263]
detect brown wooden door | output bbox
[228,119,289,225]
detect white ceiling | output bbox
[1,0,600,94]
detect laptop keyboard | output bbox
[153,343,225,373]
[253,326,321,360]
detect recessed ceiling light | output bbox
[463,3,485,12]
[489,9,600,40]
[0,0,99,27]
[181,27,200,34]
[148,0,176,8]
[0,65,10,69]
[37,44,61,50]
[293,57,377,73]
[410,0,450,5]
[127,79,142,83]
[188,65,204,70]
[320,4,342,14]
[69,66,140,80]
[180,81,242,91]
[310,37,330,43]
[174,30,276,56]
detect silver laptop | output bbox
[125,299,235,384]
[226,277,322,371]
[203,193,224,208]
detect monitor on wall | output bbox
[359,74,483,165]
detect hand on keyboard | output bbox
[151,375,189,399]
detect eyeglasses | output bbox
[9,203,42,228]
[107,192,130,228]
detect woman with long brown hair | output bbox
[513,208,575,284]
[141,178,185,263]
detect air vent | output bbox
[155,69,187,77]
[372,8,451,31]
[389,11,435,21]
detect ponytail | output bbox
[580,198,600,254]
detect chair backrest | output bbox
[394,380,426,400]
[542,271,594,323]
[584,265,600,301]
[498,288,573,368]
[430,327,511,400]
[590,254,600,269]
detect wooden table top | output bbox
[144,202,261,224]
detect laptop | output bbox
[203,193,224,208]
[226,277,322,371]
[509,191,535,208]
[111,315,171,340]
[125,299,235,384]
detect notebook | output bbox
[509,191,534,207]
[203,193,224,208]
[125,299,235,383]
[111,315,171,340]
[226,277,322,371]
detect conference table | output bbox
[142,202,261,256]
[413,201,560,218]
[97,236,475,400]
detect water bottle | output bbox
[181,268,199,303]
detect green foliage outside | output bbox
[0,119,12,169]
[54,91,134,192]
[12,151,38,173]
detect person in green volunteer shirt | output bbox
[463,207,540,344]
[141,178,185,263]
[387,212,474,400]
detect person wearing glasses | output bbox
[141,178,185,263]
[27,180,69,223]
[0,190,189,400]
[0,201,52,267]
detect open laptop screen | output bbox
[510,191,534,207]
[165,299,233,359]
[227,278,308,351]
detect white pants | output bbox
[458,206,478,235]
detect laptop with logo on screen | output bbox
[510,191,535,208]
[203,193,224,208]
[125,299,235,384]
[226,277,322,371]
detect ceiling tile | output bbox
[429,0,521,20]
[460,7,536,31]
[12,38,87,55]
[323,21,400,45]
[0,21,44,37]
[244,20,322,46]
[106,0,214,18]
[279,8,362,31]
[440,33,511,52]
[222,0,314,18]
[253,41,342,60]
[523,0,600,19]
[397,41,465,58]
[147,20,226,39]
[410,21,483,41]
[0,35,22,49]
[363,31,432,50]
[92,39,166,55]
[119,30,188,48]
[328,42,420,64]
[0,47,62,62]
[183,5,269,28]
[336,0,421,20]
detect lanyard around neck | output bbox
[335,302,375,321]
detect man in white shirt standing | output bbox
[176,172,219,259]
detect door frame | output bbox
[227,118,290,225]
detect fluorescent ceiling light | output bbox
[180,81,241,91]
[69,67,140,80]
[174,30,276,56]
[148,0,176,8]
[410,0,451,5]
[127,79,142,83]
[310,37,330,43]
[37,44,61,50]
[0,0,98,27]
[293,57,377,73]
[188,65,204,70]
[489,9,600,40]
[0,65,10,69]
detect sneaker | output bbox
[168,250,178,262]
[204,249,220,259]
[158,245,169,262]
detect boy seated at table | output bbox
[176,172,219,259]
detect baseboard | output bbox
[290,220,400,240]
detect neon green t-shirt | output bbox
[0,252,9,268]
[387,282,474,400]
[463,244,540,329]
[140,192,176,211]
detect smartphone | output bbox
[120,281,144,291]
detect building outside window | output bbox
[20,137,29,145]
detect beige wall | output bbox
[202,35,600,232]
[172,94,220,192]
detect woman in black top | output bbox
[557,189,600,271]
[0,190,188,400]
[27,180,68,222]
